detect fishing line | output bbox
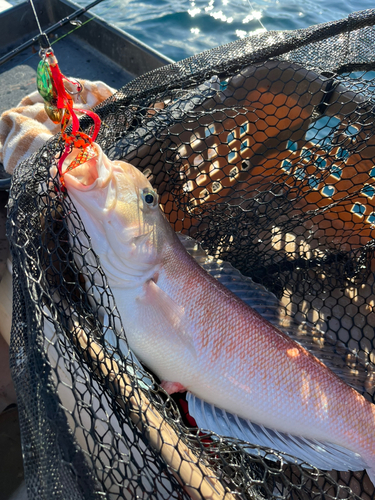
[29,0,44,36]
[245,0,267,31]
[12,16,96,67]
[50,17,94,46]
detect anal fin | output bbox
[186,392,367,472]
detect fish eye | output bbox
[141,188,158,207]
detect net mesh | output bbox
[6,8,375,499]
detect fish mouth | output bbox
[62,143,112,192]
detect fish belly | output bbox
[110,284,200,387]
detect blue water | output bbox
[8,0,375,61]
[74,0,374,61]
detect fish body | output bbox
[62,143,375,483]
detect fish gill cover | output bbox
[6,8,375,500]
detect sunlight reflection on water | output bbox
[7,0,375,60]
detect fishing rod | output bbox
[0,0,106,66]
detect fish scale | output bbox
[162,243,371,438]
[61,142,375,484]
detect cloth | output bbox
[0,79,116,174]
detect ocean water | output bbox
[7,0,375,61]
[68,0,374,61]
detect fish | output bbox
[60,142,375,484]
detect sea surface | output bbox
[7,0,375,62]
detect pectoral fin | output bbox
[140,279,196,358]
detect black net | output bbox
[7,8,375,500]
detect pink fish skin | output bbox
[62,143,375,483]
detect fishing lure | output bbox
[36,45,101,182]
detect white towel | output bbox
[0,79,116,174]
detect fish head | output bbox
[60,143,174,287]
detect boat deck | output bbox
[0,33,133,116]
[0,0,173,123]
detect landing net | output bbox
[7,8,375,500]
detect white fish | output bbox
[60,142,375,484]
